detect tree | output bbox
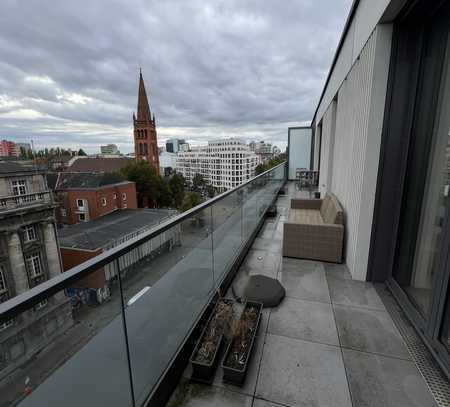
[168,173,185,209]
[192,173,206,192]
[121,161,161,208]
[206,184,216,199]
[255,164,266,175]
[78,148,87,156]
[157,179,173,208]
[180,192,202,212]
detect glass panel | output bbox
[393,29,450,319]
[121,206,214,406]
[1,259,132,407]
[212,190,244,283]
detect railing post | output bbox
[116,259,137,407]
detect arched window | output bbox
[144,129,148,138]
[139,143,144,154]
[144,144,148,154]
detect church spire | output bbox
[136,69,152,122]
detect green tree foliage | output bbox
[180,191,203,212]
[254,156,285,175]
[168,173,185,208]
[120,161,161,208]
[157,179,173,208]
[192,173,206,192]
[78,148,87,156]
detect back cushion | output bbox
[321,193,344,224]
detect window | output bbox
[77,199,84,207]
[113,193,117,200]
[101,197,107,207]
[11,180,27,196]
[35,299,47,310]
[26,253,43,278]
[0,265,7,293]
[23,225,37,242]
[78,213,86,222]
[60,208,67,217]
[0,319,13,331]
[122,193,127,201]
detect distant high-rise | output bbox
[166,138,186,153]
[133,70,160,174]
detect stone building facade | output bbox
[133,70,160,174]
[0,161,73,380]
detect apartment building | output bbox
[176,138,258,190]
[100,144,119,155]
[0,140,20,158]
[0,161,72,378]
[54,172,137,225]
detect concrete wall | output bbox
[316,25,393,280]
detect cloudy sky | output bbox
[0,0,351,153]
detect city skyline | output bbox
[0,0,351,154]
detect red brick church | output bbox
[133,70,160,174]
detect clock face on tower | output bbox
[133,70,160,175]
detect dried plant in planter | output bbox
[193,299,233,364]
[224,305,259,370]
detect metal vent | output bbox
[376,284,450,407]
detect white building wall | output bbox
[175,139,258,190]
[315,0,391,122]
[317,25,392,280]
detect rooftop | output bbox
[58,208,175,250]
[0,160,44,175]
[55,172,129,190]
[66,156,132,173]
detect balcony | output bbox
[0,191,53,214]
[0,164,441,407]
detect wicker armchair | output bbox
[282,193,344,263]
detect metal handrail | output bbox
[0,161,286,322]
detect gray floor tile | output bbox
[243,249,281,274]
[253,399,285,407]
[334,305,410,360]
[268,297,339,346]
[324,263,353,280]
[342,348,438,407]
[256,334,352,407]
[167,379,253,407]
[252,237,282,254]
[278,260,330,303]
[328,277,385,310]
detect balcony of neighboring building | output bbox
[0,191,54,215]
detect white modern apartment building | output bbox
[176,139,258,191]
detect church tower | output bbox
[133,70,160,174]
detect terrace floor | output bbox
[167,182,438,407]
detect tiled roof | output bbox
[66,157,132,173]
[56,172,129,190]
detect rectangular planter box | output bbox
[190,298,233,383]
[221,301,263,386]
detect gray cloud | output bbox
[0,0,351,152]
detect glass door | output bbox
[390,1,450,345]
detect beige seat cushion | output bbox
[288,209,323,225]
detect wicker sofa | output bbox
[282,193,344,263]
